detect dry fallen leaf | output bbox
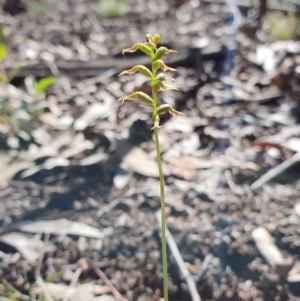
[163,155,224,181]
[19,219,113,239]
[116,141,161,177]
[0,232,53,262]
[74,102,113,131]
[113,164,132,189]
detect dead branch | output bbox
[251,152,300,190]
[93,265,129,301]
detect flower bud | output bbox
[154,73,166,84]
[157,104,171,115]
[137,66,153,78]
[145,34,161,51]
[153,73,167,92]
[145,34,156,50]
[153,47,177,61]
[151,114,162,130]
[153,60,177,73]
[145,34,152,43]
[152,34,160,45]
[135,91,154,106]
[153,75,178,93]
[119,65,152,79]
[153,81,163,93]
[153,47,165,61]
[117,92,153,106]
[157,104,184,117]
[122,43,153,56]
[145,33,160,45]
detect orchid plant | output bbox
[118,33,183,301]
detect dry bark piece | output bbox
[21,157,70,179]
[0,160,33,188]
[74,102,113,131]
[42,283,77,300]
[284,138,300,153]
[42,283,115,301]
[79,152,108,166]
[287,261,300,283]
[24,131,73,161]
[0,232,52,262]
[252,227,294,276]
[53,115,74,130]
[92,296,118,301]
[60,134,94,159]
[113,165,132,190]
[287,273,300,283]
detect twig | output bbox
[82,68,115,85]
[41,57,60,77]
[93,265,128,301]
[225,169,244,195]
[251,152,300,190]
[200,0,299,12]
[193,254,212,283]
[61,267,82,301]
[35,233,54,301]
[96,185,157,217]
[155,211,201,301]
[96,197,123,218]
[70,268,82,287]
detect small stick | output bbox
[96,186,157,217]
[251,152,300,190]
[70,268,82,287]
[225,169,244,195]
[35,233,54,301]
[93,265,128,301]
[193,254,212,283]
[155,211,201,301]
[82,68,115,85]
[61,267,82,301]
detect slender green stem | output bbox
[154,127,168,301]
[151,63,168,301]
